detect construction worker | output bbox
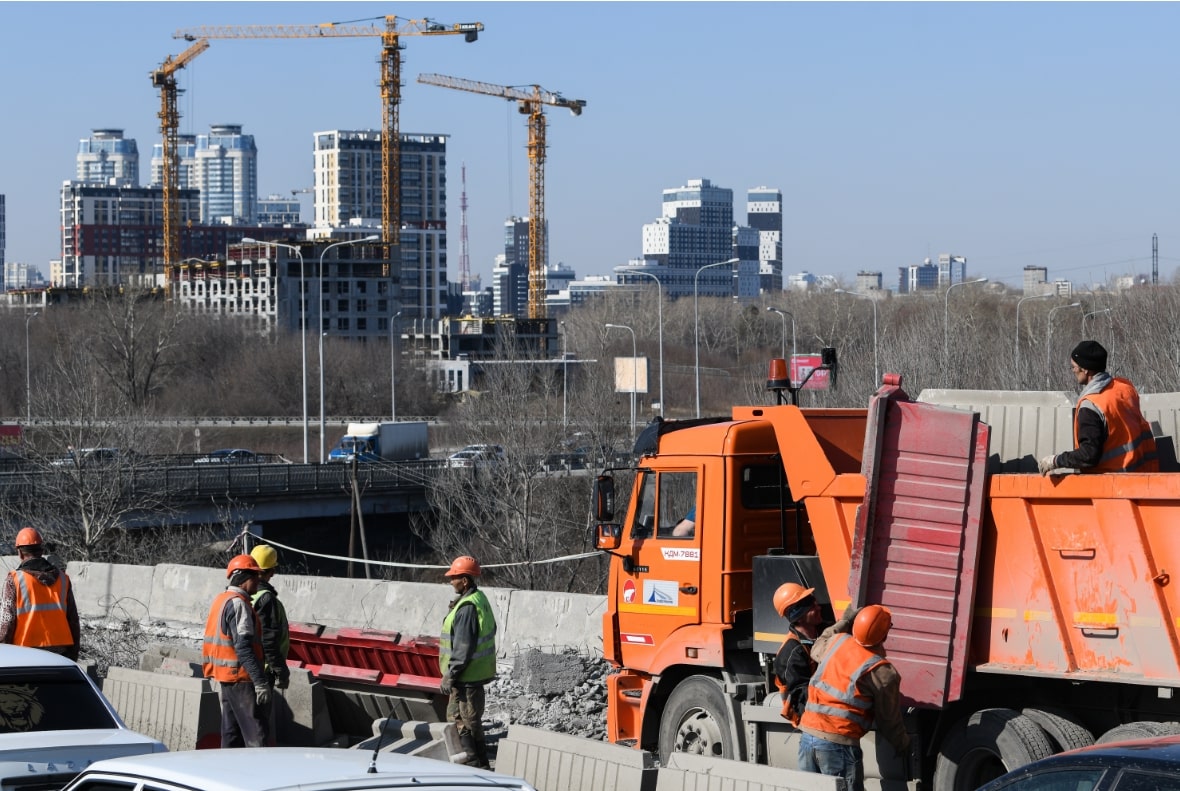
[202,554,270,748]
[439,555,497,769]
[770,582,831,726]
[249,544,290,746]
[798,604,910,791]
[1040,340,1158,474]
[0,527,80,659]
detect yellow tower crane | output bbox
[150,37,209,296]
[417,73,586,320]
[173,17,483,258]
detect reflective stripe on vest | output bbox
[1076,378,1159,473]
[799,633,887,739]
[439,588,497,683]
[202,589,263,684]
[11,570,72,648]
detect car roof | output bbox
[70,748,531,791]
[0,643,79,668]
[980,734,1180,789]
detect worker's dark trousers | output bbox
[219,681,268,748]
[447,682,489,767]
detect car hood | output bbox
[0,729,166,774]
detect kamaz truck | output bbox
[592,362,1180,790]
[327,421,429,463]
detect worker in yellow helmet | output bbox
[0,527,80,659]
[249,544,290,746]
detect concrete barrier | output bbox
[354,719,463,763]
[496,724,656,791]
[103,666,221,750]
[659,752,844,791]
[502,589,604,656]
[68,561,155,621]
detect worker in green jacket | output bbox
[439,555,497,769]
[250,544,290,746]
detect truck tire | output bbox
[933,708,1056,791]
[1022,707,1095,752]
[1097,721,1180,744]
[658,675,736,764]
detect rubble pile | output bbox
[484,649,610,742]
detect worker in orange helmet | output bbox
[0,527,80,659]
[201,554,270,748]
[770,582,832,727]
[438,555,496,769]
[797,604,910,791]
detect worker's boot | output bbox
[459,732,478,766]
[473,740,491,770]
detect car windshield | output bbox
[0,667,118,733]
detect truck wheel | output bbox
[658,675,735,764]
[1097,721,1180,744]
[933,708,1055,791]
[1022,707,1094,752]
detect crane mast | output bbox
[150,38,209,296]
[417,73,586,320]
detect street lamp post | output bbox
[834,291,878,386]
[1046,302,1083,387]
[25,311,39,423]
[1083,308,1112,340]
[1014,293,1053,386]
[389,311,402,421]
[318,235,380,461]
[560,321,568,430]
[245,238,307,462]
[943,278,989,386]
[766,307,796,364]
[694,258,739,418]
[620,268,664,416]
[605,323,637,433]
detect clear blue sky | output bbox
[2,2,1179,289]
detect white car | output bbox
[60,747,537,791]
[447,444,506,470]
[0,645,166,790]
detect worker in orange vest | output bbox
[798,604,910,791]
[202,554,270,748]
[1039,340,1158,474]
[770,582,830,726]
[0,527,80,659]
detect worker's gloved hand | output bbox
[439,672,454,695]
[1037,455,1057,475]
[275,669,290,690]
[255,685,272,707]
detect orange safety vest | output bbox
[1076,378,1158,473]
[798,633,887,740]
[774,631,816,726]
[10,570,73,649]
[202,589,263,684]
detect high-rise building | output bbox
[493,217,534,316]
[732,225,761,299]
[747,187,783,293]
[855,271,884,293]
[0,193,5,270]
[76,129,139,185]
[1023,265,1050,295]
[149,134,197,190]
[901,259,940,292]
[257,194,303,226]
[196,124,257,225]
[937,253,967,286]
[641,178,735,299]
[312,130,448,320]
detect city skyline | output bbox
[2,2,1179,291]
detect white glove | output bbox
[255,685,272,707]
[1037,455,1057,475]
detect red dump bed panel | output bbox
[287,622,441,692]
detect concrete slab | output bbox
[502,589,605,656]
[496,725,655,791]
[68,561,155,621]
[661,753,845,791]
[513,650,586,696]
[139,641,204,674]
[103,666,220,751]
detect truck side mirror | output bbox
[596,523,622,551]
[593,475,615,522]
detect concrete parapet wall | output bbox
[496,724,656,791]
[659,753,845,791]
[68,562,155,621]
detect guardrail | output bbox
[2,415,443,428]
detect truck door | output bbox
[617,469,702,672]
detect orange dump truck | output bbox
[592,368,1180,790]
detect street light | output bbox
[1046,302,1082,387]
[834,290,878,386]
[245,238,308,463]
[390,311,402,421]
[605,323,637,433]
[560,321,568,430]
[318,235,380,461]
[1083,308,1113,340]
[1014,293,1053,385]
[25,311,39,423]
[766,306,796,363]
[620,267,664,416]
[694,258,739,418]
[943,278,989,386]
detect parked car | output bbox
[447,444,506,469]
[0,645,166,789]
[977,732,1180,791]
[59,747,536,791]
[194,448,257,464]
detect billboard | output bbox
[613,357,650,394]
[790,354,831,391]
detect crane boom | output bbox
[150,38,210,297]
[417,73,586,319]
[173,17,483,255]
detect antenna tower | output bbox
[1153,232,1159,286]
[459,162,471,291]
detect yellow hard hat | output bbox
[250,544,278,571]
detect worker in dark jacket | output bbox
[0,527,80,659]
[771,583,831,726]
[1039,340,1157,474]
[250,544,290,745]
[439,555,497,769]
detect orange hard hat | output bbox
[15,527,44,548]
[853,604,893,647]
[226,554,261,578]
[772,582,815,619]
[445,555,481,578]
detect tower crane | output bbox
[417,74,586,320]
[150,37,209,295]
[174,17,483,258]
